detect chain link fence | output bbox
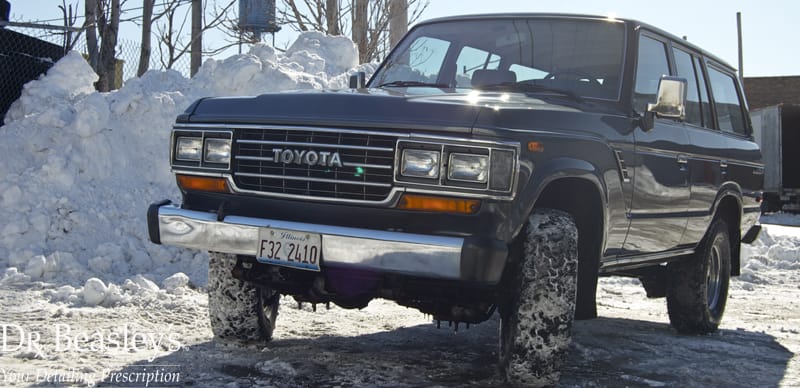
[2,22,192,84]
[78,36,192,82]
[0,23,67,123]
[1,20,200,122]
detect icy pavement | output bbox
[1,244,798,387]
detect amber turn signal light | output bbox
[397,194,480,214]
[527,141,544,152]
[176,174,230,193]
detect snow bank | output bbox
[738,221,800,287]
[0,33,372,306]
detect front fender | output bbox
[511,156,608,239]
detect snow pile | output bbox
[0,33,371,306]
[738,221,800,287]
[188,34,371,97]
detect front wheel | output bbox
[666,219,731,334]
[500,209,578,386]
[207,252,280,342]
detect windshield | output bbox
[370,17,626,100]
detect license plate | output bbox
[256,228,322,271]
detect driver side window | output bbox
[634,35,670,114]
[455,46,501,88]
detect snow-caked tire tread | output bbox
[501,209,578,387]
[207,252,279,342]
[666,219,731,334]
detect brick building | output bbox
[743,76,800,110]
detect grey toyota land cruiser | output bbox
[148,13,763,385]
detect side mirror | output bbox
[642,76,687,131]
[349,71,366,89]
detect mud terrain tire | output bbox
[500,209,578,386]
[208,252,280,342]
[666,219,731,334]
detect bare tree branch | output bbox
[57,0,84,51]
[153,0,236,70]
[276,0,427,63]
[286,0,309,31]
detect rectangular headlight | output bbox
[448,153,488,183]
[204,138,231,164]
[176,137,202,161]
[401,149,440,178]
[490,149,514,191]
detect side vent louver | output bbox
[614,149,631,183]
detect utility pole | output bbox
[737,12,744,81]
[191,0,202,76]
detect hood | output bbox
[180,88,616,135]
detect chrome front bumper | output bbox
[148,202,506,283]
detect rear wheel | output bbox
[207,252,280,342]
[666,219,731,334]
[500,209,578,386]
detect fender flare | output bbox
[512,156,609,246]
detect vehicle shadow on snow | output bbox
[101,315,793,387]
[565,318,793,387]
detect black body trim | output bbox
[147,199,172,244]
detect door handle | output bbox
[677,155,688,171]
[720,160,728,168]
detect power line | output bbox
[18,0,193,24]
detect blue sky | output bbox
[419,0,798,77]
[10,0,799,77]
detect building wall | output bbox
[743,76,800,110]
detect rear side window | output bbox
[707,66,747,135]
[672,48,703,127]
[509,64,547,81]
[634,35,671,113]
[693,56,713,129]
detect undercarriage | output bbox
[231,255,501,325]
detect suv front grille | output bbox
[233,128,397,201]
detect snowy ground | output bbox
[1,33,799,386]
[1,221,798,387]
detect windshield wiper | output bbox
[476,82,583,102]
[377,80,451,88]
